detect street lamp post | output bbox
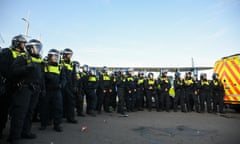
[21,17,30,38]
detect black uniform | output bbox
[183,77,194,112]
[159,76,171,112]
[200,79,212,113]
[125,75,137,112]
[75,72,85,116]
[9,54,44,141]
[110,74,117,111]
[144,78,157,111]
[0,48,19,137]
[211,79,224,113]
[61,60,77,122]
[193,78,200,113]
[173,78,184,112]
[85,73,98,115]
[97,73,112,113]
[116,74,126,114]
[136,77,145,111]
[39,62,66,130]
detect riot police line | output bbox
[0,35,225,144]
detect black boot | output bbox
[54,125,63,132]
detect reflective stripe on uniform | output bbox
[10,49,26,59]
[44,65,60,75]
[89,76,97,82]
[148,79,155,85]
[103,75,110,81]
[27,57,43,64]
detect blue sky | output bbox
[1,0,239,67]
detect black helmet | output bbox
[72,61,80,73]
[162,69,168,77]
[126,68,134,75]
[148,72,154,79]
[102,66,109,73]
[89,67,96,75]
[47,49,60,64]
[212,73,218,80]
[138,71,144,77]
[63,48,73,58]
[25,39,42,58]
[175,72,181,78]
[82,64,89,72]
[12,35,27,49]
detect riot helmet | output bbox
[127,68,134,76]
[11,34,27,50]
[63,48,73,60]
[162,69,168,77]
[89,67,96,76]
[47,49,60,64]
[102,66,109,74]
[212,73,218,80]
[175,72,181,79]
[148,72,154,79]
[82,64,89,73]
[25,39,42,58]
[138,71,144,78]
[72,61,80,73]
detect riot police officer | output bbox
[85,68,98,116]
[193,74,200,113]
[80,64,89,115]
[173,72,184,112]
[39,49,66,132]
[211,73,225,113]
[0,35,27,139]
[110,71,117,111]
[125,68,137,112]
[159,70,171,112]
[199,73,212,113]
[8,38,44,143]
[136,72,145,111]
[61,48,78,123]
[116,69,127,115]
[144,73,157,112]
[183,71,194,112]
[97,66,112,113]
[72,61,85,117]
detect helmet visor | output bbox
[26,42,43,57]
[48,51,60,63]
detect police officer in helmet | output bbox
[159,70,171,112]
[211,73,224,113]
[61,48,78,123]
[136,72,145,111]
[173,72,184,112]
[85,67,98,116]
[199,73,212,113]
[144,73,157,112]
[39,49,66,132]
[125,68,137,112]
[8,38,44,143]
[0,35,27,140]
[97,66,113,113]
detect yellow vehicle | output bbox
[214,54,240,111]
